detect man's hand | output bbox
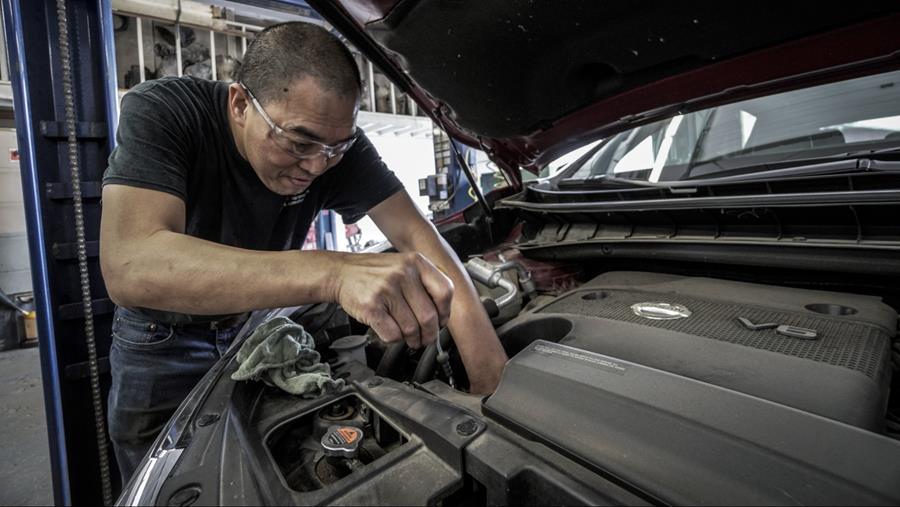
[332,252,454,349]
[369,192,509,394]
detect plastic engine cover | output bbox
[497,271,895,430]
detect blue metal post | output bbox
[3,0,120,504]
[2,2,71,504]
[2,0,327,504]
[316,210,338,250]
[98,0,120,143]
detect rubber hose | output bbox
[411,328,453,384]
[375,342,407,378]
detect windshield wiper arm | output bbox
[681,154,900,185]
[685,109,717,177]
[557,149,900,190]
[557,156,900,192]
[558,172,661,188]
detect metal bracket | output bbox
[58,298,115,320]
[52,241,99,260]
[64,357,110,381]
[46,181,102,200]
[40,120,108,140]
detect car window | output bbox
[563,69,900,184]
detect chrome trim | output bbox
[631,302,692,320]
[116,448,184,506]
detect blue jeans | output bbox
[107,306,244,484]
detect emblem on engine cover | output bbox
[631,302,692,320]
[736,317,818,340]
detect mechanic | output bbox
[99,22,508,482]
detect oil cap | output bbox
[321,425,363,459]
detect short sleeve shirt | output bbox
[103,76,404,323]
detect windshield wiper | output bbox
[556,147,900,190]
[557,172,661,188]
[680,149,900,185]
[685,109,717,177]
[553,151,900,192]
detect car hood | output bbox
[309,1,900,186]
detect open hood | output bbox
[308,1,900,185]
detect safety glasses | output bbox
[240,83,358,161]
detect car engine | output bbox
[133,260,900,506]
[495,270,895,432]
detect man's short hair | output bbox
[237,22,361,104]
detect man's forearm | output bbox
[443,272,509,392]
[103,229,342,314]
[395,224,509,392]
[102,185,455,342]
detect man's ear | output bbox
[229,83,249,126]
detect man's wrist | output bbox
[324,251,347,304]
[294,250,346,304]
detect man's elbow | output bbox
[101,247,164,308]
[101,257,139,307]
[101,234,178,310]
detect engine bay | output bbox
[144,258,900,506]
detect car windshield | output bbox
[561,69,900,185]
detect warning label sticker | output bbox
[534,344,628,375]
[337,427,360,444]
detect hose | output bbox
[55,1,113,503]
[412,328,452,385]
[434,331,456,389]
[411,298,499,387]
[0,290,28,315]
[375,342,406,378]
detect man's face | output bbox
[236,78,359,196]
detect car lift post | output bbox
[3,0,119,504]
[2,1,325,504]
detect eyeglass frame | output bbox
[240,82,359,161]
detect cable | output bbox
[0,290,28,315]
[55,1,113,504]
[434,329,456,389]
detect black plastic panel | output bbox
[484,340,900,505]
[495,271,894,430]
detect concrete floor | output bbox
[0,346,54,506]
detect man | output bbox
[100,22,508,482]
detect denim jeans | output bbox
[107,306,244,485]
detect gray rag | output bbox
[231,316,344,397]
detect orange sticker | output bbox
[337,427,360,444]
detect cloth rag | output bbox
[231,316,344,397]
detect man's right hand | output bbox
[331,252,455,349]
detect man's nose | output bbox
[299,154,329,176]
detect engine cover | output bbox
[496,271,896,430]
[484,340,900,505]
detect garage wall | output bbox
[0,128,31,295]
[333,130,436,251]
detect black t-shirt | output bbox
[103,76,404,323]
